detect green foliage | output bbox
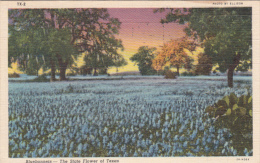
[98,68,108,75]
[180,71,195,76]
[195,53,213,75]
[206,93,252,118]
[205,92,252,154]
[206,92,252,136]
[66,72,77,76]
[8,18,50,74]
[64,84,74,93]
[8,73,20,78]
[114,54,128,72]
[32,74,49,82]
[164,70,177,79]
[157,8,252,87]
[9,9,125,80]
[130,46,157,75]
[49,28,79,61]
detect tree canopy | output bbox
[152,37,195,75]
[9,9,125,80]
[155,8,252,87]
[130,46,157,75]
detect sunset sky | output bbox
[106,8,187,73]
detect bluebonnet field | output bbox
[8,76,252,157]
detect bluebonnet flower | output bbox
[190,130,197,140]
[26,144,30,151]
[107,141,113,150]
[62,148,68,156]
[162,133,166,140]
[202,137,206,146]
[191,146,200,153]
[108,150,113,157]
[123,152,128,157]
[204,145,210,153]
[179,135,185,142]
[224,142,229,148]
[233,149,237,156]
[9,139,15,146]
[183,141,188,148]
[196,138,200,145]
[174,135,178,141]
[206,137,212,143]
[76,143,82,155]
[8,80,252,157]
[142,152,148,157]
[186,152,194,157]
[114,144,120,154]
[199,124,204,131]
[133,151,138,157]
[244,148,249,156]
[121,144,126,153]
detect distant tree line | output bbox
[131,38,213,77]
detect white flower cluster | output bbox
[9,78,252,157]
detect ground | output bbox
[8,76,252,157]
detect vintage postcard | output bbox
[0,1,259,163]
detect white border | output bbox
[1,1,259,163]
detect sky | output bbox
[106,8,187,73]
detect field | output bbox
[8,76,252,157]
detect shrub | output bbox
[206,93,252,120]
[205,92,252,154]
[26,71,38,76]
[67,72,77,76]
[181,71,195,76]
[164,70,177,79]
[32,74,49,82]
[8,73,20,78]
[98,68,108,75]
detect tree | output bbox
[114,54,127,73]
[130,46,157,75]
[152,37,195,75]
[84,35,124,76]
[195,52,213,75]
[9,10,57,81]
[48,28,79,80]
[8,24,47,76]
[9,9,123,81]
[155,8,252,87]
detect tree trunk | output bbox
[93,68,98,76]
[56,54,68,81]
[50,59,56,82]
[227,54,241,88]
[60,66,67,81]
[176,65,180,76]
[227,67,234,88]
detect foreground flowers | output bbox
[9,78,252,157]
